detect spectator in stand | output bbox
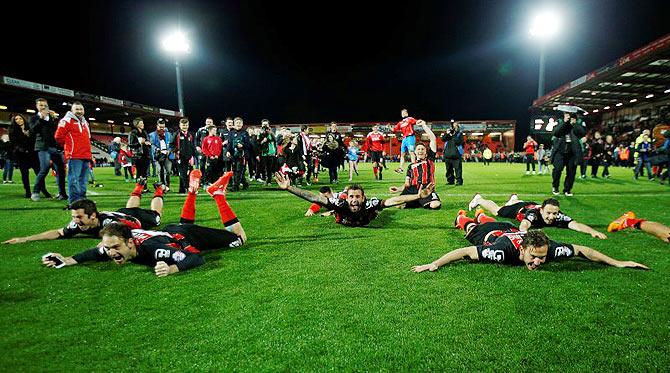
[523,136,537,175]
[589,132,604,178]
[30,98,67,201]
[551,112,586,197]
[9,114,40,198]
[194,118,213,173]
[441,122,464,185]
[536,144,546,174]
[128,117,151,188]
[601,135,615,179]
[149,118,173,191]
[54,102,92,205]
[634,133,653,180]
[258,119,277,186]
[227,117,251,191]
[0,134,13,184]
[119,143,134,181]
[201,124,223,186]
[171,118,196,194]
[108,137,122,176]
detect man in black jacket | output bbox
[551,112,586,196]
[29,98,66,201]
[218,118,234,172]
[227,117,251,191]
[171,118,196,194]
[440,122,464,185]
[128,117,152,186]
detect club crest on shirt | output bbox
[172,251,186,262]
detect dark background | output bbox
[2,0,669,142]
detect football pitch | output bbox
[0,163,668,371]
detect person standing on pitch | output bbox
[149,118,173,191]
[171,118,196,194]
[30,98,67,201]
[441,121,464,185]
[523,135,538,175]
[551,112,586,196]
[55,102,91,205]
[393,108,418,174]
[128,117,152,190]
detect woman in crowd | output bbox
[8,114,41,197]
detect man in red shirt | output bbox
[393,108,418,173]
[55,102,91,204]
[201,124,223,186]
[523,136,538,175]
[366,124,386,180]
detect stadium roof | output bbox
[531,33,670,114]
[0,75,182,128]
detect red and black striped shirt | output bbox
[406,149,436,187]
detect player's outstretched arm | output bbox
[418,120,437,152]
[519,219,532,232]
[573,245,648,269]
[384,183,435,207]
[154,261,180,277]
[3,229,64,244]
[275,172,328,205]
[412,246,478,272]
[41,253,78,268]
[568,221,607,239]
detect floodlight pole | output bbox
[537,43,546,99]
[175,59,185,116]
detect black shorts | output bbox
[117,207,161,229]
[163,223,243,251]
[465,221,517,246]
[400,186,441,208]
[370,151,383,163]
[496,201,535,219]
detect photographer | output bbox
[551,111,586,196]
[440,122,464,185]
[259,119,277,185]
[149,118,173,190]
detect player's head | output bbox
[520,230,549,270]
[401,108,408,118]
[234,117,244,130]
[69,199,99,228]
[179,118,189,131]
[415,142,428,160]
[99,223,135,266]
[346,184,365,212]
[319,186,334,199]
[540,198,560,224]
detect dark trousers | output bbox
[525,155,536,171]
[114,159,122,176]
[579,158,588,177]
[34,148,66,196]
[261,155,276,183]
[552,151,577,193]
[590,158,601,176]
[305,154,313,182]
[18,154,40,197]
[232,158,248,189]
[444,158,463,185]
[602,161,610,177]
[177,159,192,193]
[133,157,150,181]
[156,158,172,187]
[205,157,221,184]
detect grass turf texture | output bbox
[0,163,668,371]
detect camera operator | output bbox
[259,120,277,185]
[551,111,586,196]
[440,122,464,185]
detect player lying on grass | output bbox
[608,211,670,243]
[3,178,166,244]
[304,186,346,217]
[42,171,246,277]
[412,211,647,272]
[468,194,607,239]
[276,172,435,227]
[387,120,441,210]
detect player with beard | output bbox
[388,120,441,210]
[3,178,166,244]
[411,211,647,272]
[393,108,418,174]
[467,194,607,239]
[275,172,434,227]
[366,124,386,180]
[42,170,246,277]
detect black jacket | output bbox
[551,119,586,164]
[29,114,59,151]
[128,129,151,160]
[9,124,35,158]
[226,129,251,159]
[171,130,196,161]
[441,130,464,159]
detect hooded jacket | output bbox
[54,111,91,161]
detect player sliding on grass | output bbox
[608,211,670,243]
[42,171,246,277]
[276,172,435,227]
[411,211,647,272]
[467,194,607,239]
[3,178,166,244]
[388,120,441,210]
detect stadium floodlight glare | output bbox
[107,120,114,124]
[645,94,654,98]
[89,117,96,121]
[615,103,623,107]
[0,105,7,110]
[161,29,191,116]
[530,9,561,98]
[665,88,670,93]
[603,106,610,110]
[630,98,638,103]
[592,109,599,113]
[26,109,36,113]
[95,107,101,111]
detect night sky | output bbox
[2,0,669,137]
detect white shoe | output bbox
[468,193,481,211]
[532,171,536,175]
[506,193,519,205]
[526,171,530,175]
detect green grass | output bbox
[0,163,668,371]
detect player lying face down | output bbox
[275,172,434,227]
[411,212,648,273]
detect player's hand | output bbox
[42,253,65,268]
[411,263,439,273]
[320,211,334,217]
[154,261,171,277]
[616,261,649,270]
[591,231,607,240]
[274,172,291,189]
[3,237,27,244]
[417,183,435,198]
[304,209,315,217]
[389,186,400,193]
